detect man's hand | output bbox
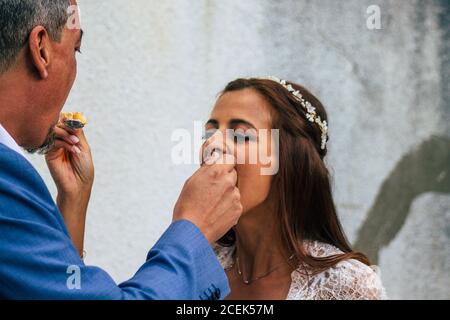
[45,121,94,256]
[46,122,94,197]
[173,154,242,243]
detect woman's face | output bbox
[202,88,277,214]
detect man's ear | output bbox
[28,26,52,79]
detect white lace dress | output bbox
[213,241,387,300]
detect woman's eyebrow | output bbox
[229,119,256,129]
[205,119,219,128]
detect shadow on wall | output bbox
[354,136,450,264]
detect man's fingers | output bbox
[54,126,79,146]
[203,151,221,166]
[207,153,236,173]
[57,121,77,134]
[56,123,90,151]
[51,139,81,154]
[73,128,89,151]
[213,186,242,224]
[215,153,236,165]
[225,169,238,188]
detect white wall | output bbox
[28,0,450,299]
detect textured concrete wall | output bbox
[28,0,449,299]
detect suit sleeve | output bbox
[0,155,229,300]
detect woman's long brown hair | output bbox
[217,78,370,273]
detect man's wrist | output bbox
[173,217,212,244]
[57,185,92,203]
[57,189,91,217]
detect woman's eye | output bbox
[75,48,82,54]
[202,129,217,140]
[233,132,255,143]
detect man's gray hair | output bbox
[0,0,71,74]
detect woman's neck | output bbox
[233,203,292,281]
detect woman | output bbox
[202,77,386,300]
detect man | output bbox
[0,0,242,299]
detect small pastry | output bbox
[61,112,88,129]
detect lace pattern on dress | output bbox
[213,241,387,300]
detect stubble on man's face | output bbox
[26,124,56,155]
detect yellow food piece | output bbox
[60,112,88,125]
[61,112,73,120]
[73,112,88,125]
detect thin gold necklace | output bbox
[234,253,295,285]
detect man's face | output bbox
[28,8,83,153]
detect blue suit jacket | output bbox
[0,143,229,300]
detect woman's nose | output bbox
[202,131,233,164]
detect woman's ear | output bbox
[28,26,51,79]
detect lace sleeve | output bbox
[314,259,387,300]
[212,243,234,269]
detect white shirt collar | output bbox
[0,123,27,158]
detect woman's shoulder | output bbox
[290,241,387,300]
